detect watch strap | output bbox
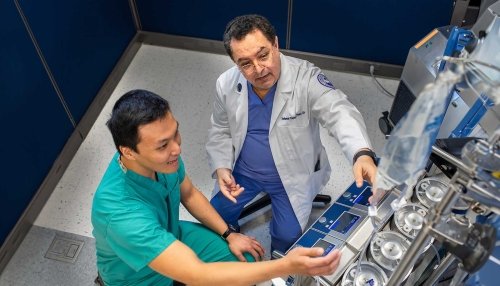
[353,149,377,165]
[221,227,235,240]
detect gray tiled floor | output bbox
[0,226,97,286]
[0,44,398,285]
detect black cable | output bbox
[370,65,395,98]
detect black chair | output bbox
[94,274,104,286]
[238,193,331,220]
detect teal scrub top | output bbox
[91,153,185,286]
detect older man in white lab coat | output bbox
[206,14,377,253]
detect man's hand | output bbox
[226,232,265,262]
[353,155,377,188]
[216,168,244,203]
[284,247,341,276]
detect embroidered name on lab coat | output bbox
[281,111,305,120]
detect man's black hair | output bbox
[106,89,171,154]
[223,14,276,60]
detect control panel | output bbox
[286,181,398,285]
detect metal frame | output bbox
[14,0,76,128]
[450,0,471,27]
[128,0,142,31]
[286,0,293,50]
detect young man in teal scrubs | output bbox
[91,89,341,286]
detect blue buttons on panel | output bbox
[313,239,336,256]
[336,181,372,209]
[293,228,327,249]
[292,228,342,256]
[313,203,352,234]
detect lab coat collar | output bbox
[234,73,249,154]
[276,53,293,94]
[235,73,249,119]
[269,53,292,132]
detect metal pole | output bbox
[423,253,456,286]
[386,220,433,285]
[387,179,462,285]
[128,0,142,31]
[450,267,468,285]
[431,145,473,175]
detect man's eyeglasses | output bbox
[237,49,274,74]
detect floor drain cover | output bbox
[44,236,84,263]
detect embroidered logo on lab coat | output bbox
[317,74,335,89]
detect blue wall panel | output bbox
[18,0,136,123]
[137,0,289,49]
[0,1,74,245]
[290,0,455,65]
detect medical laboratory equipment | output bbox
[278,182,398,285]
[280,1,500,285]
[384,2,500,285]
[281,146,497,286]
[378,26,471,136]
[378,26,491,140]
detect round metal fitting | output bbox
[392,203,428,239]
[341,261,388,286]
[415,177,447,208]
[414,177,469,215]
[368,231,411,272]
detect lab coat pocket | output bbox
[279,125,313,162]
[308,150,330,194]
[308,166,325,196]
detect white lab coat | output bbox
[206,53,372,230]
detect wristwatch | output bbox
[221,224,237,241]
[353,149,377,165]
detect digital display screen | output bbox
[313,239,336,256]
[329,211,360,234]
[353,186,371,205]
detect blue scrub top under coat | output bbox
[233,82,280,183]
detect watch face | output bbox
[228,224,239,232]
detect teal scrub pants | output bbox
[179,221,255,263]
